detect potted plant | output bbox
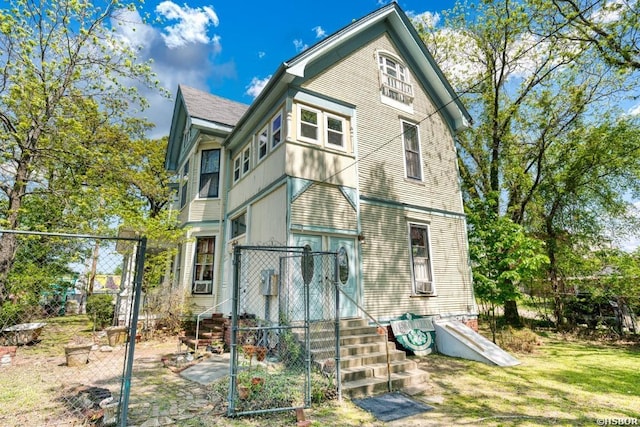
[256,346,267,361]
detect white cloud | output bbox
[246,76,271,99]
[293,39,308,53]
[110,7,235,138]
[628,103,640,116]
[408,11,441,28]
[591,0,626,24]
[313,26,326,39]
[155,1,220,49]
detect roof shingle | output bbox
[179,85,249,127]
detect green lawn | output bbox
[413,332,640,426]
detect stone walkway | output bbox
[125,341,229,427]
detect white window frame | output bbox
[271,111,283,149]
[402,121,423,181]
[192,236,215,295]
[408,223,435,296]
[378,51,414,106]
[180,160,189,209]
[325,113,346,151]
[298,105,321,144]
[257,126,268,161]
[233,145,251,184]
[297,104,349,151]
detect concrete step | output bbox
[342,368,430,399]
[339,359,419,382]
[305,318,428,399]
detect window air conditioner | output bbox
[415,281,433,295]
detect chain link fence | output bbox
[0,230,145,426]
[227,245,341,417]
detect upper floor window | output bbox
[326,114,345,149]
[233,145,251,183]
[271,113,282,148]
[297,104,348,151]
[409,224,434,295]
[254,109,284,165]
[199,149,220,198]
[180,160,189,209]
[299,106,319,143]
[257,127,268,161]
[378,52,413,106]
[402,121,422,180]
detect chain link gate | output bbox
[0,230,145,426]
[228,245,341,417]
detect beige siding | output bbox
[360,202,474,320]
[285,142,357,188]
[249,184,288,244]
[190,199,223,222]
[302,33,464,215]
[227,144,286,213]
[291,183,357,231]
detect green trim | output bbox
[360,196,466,219]
[226,174,288,219]
[290,177,315,203]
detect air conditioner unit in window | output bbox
[415,281,433,295]
[193,280,212,294]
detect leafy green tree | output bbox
[548,0,640,70]
[0,0,160,304]
[416,0,640,327]
[467,196,549,341]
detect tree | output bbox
[0,0,159,304]
[467,196,548,341]
[548,0,640,70]
[416,0,640,327]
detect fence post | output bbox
[227,244,242,416]
[119,236,147,427]
[333,252,342,402]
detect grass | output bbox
[413,332,640,426]
[2,316,638,427]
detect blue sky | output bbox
[113,0,456,138]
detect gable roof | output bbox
[165,85,249,171]
[225,2,472,150]
[179,85,249,127]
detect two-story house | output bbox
[165,3,478,329]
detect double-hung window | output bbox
[199,149,221,198]
[409,224,434,295]
[402,121,422,180]
[271,113,282,148]
[233,145,251,183]
[193,237,215,294]
[299,106,319,143]
[297,104,348,150]
[326,114,345,149]
[257,127,268,161]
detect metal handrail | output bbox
[194,298,231,352]
[336,288,392,393]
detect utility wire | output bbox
[320,0,606,184]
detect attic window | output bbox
[378,52,413,106]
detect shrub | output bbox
[496,326,542,353]
[86,294,114,329]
